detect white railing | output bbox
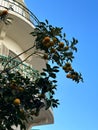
[0,55,40,80]
[0,0,40,26]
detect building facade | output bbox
[0,0,54,129]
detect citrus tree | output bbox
[0,11,83,130]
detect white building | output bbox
[0,0,54,129]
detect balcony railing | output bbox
[0,0,40,26]
[0,55,40,80]
[0,55,51,99]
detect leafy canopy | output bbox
[0,17,83,130]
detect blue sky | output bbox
[25,0,98,130]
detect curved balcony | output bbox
[0,55,54,128]
[0,0,40,26]
[0,55,52,99]
[0,55,40,80]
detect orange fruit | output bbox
[44,42,51,48]
[50,48,56,53]
[49,41,55,46]
[58,42,64,48]
[66,62,71,67]
[63,65,67,70]
[67,66,72,71]
[63,63,72,71]
[63,66,72,72]
[42,36,50,43]
[13,98,20,105]
[52,37,57,43]
[64,46,69,51]
[66,74,72,78]
[71,74,76,79]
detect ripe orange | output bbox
[50,48,56,53]
[58,42,64,48]
[63,65,67,70]
[44,42,51,48]
[66,62,71,67]
[66,73,72,78]
[64,46,69,51]
[67,66,72,71]
[13,98,21,105]
[42,36,50,43]
[71,74,76,79]
[49,41,55,46]
[63,65,72,72]
[52,37,57,43]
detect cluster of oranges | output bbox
[42,36,55,48]
[42,36,56,60]
[13,98,25,114]
[9,81,24,106]
[66,73,77,80]
[42,36,69,50]
[63,62,72,73]
[10,81,24,92]
[42,36,69,60]
[12,86,23,105]
[63,62,77,80]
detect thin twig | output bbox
[4,44,36,69]
[5,52,36,72]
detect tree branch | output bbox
[4,44,36,69]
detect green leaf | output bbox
[41,72,47,76]
[52,53,60,62]
[45,100,51,110]
[49,72,56,79]
[53,66,59,69]
[53,68,59,72]
[63,33,66,37]
[45,19,48,24]
[43,68,47,72]
[39,22,46,26]
[72,47,77,52]
[52,80,57,83]
[46,63,51,70]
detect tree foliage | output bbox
[0,11,83,130]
